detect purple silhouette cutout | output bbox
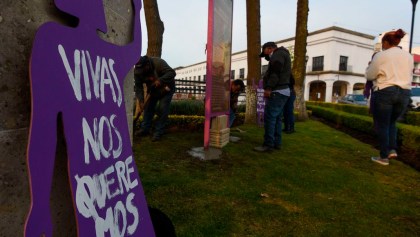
[25,0,155,236]
[256,79,265,127]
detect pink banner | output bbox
[204,0,234,148]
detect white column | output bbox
[347,82,353,94]
[325,81,334,102]
[304,80,311,101]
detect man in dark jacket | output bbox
[254,42,291,152]
[134,56,176,141]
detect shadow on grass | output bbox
[133,119,419,237]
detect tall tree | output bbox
[244,0,261,124]
[143,0,164,57]
[292,0,309,120]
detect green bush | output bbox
[308,105,374,135]
[307,101,420,127]
[166,115,205,130]
[306,101,370,116]
[397,123,420,154]
[405,111,420,127]
[134,113,246,132]
[138,98,245,129]
[171,100,246,114]
[169,100,246,116]
[134,114,204,131]
[169,100,204,115]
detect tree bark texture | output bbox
[143,0,164,57]
[293,0,309,121]
[245,0,261,124]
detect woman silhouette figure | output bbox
[25,0,155,236]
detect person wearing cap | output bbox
[134,56,176,141]
[254,42,292,152]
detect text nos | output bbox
[58,44,123,107]
[83,114,122,165]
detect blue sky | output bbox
[140,0,420,68]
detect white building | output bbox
[174,26,377,102]
[304,27,375,102]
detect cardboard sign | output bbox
[256,80,265,127]
[24,0,155,236]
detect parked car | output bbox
[338,94,367,106]
[410,87,420,111]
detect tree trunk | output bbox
[244,0,261,124]
[143,0,164,57]
[293,0,309,121]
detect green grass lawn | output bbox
[133,119,419,237]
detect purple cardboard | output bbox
[256,79,265,127]
[24,0,155,236]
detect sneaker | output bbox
[371,157,389,166]
[253,145,273,152]
[388,150,398,159]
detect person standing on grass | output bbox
[254,42,291,152]
[365,29,413,165]
[229,79,245,127]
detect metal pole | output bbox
[410,0,418,53]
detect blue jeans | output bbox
[264,92,289,147]
[141,90,174,137]
[371,86,410,158]
[283,94,295,131]
[229,108,235,127]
